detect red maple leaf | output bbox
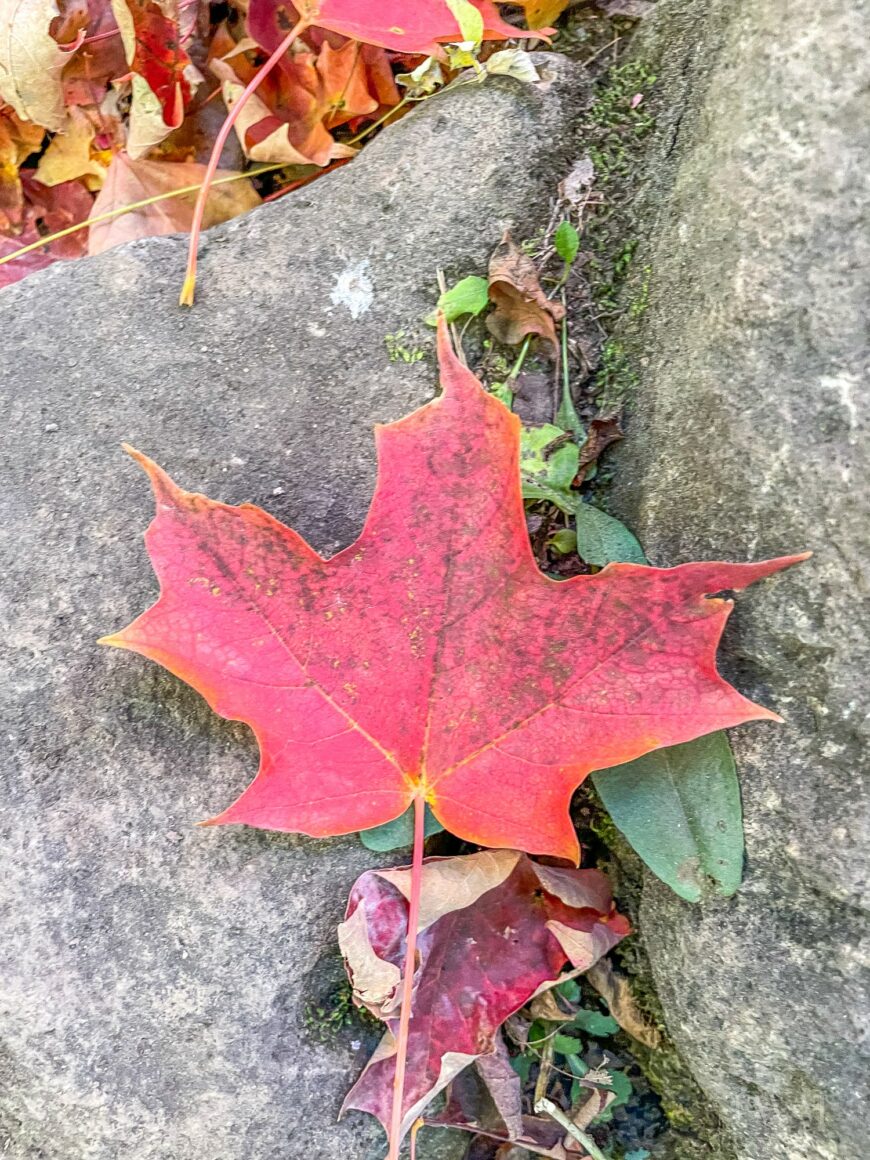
[104,322,805,863]
[339,850,629,1137]
[248,0,553,55]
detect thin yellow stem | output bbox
[387,795,426,1160]
[408,1118,424,1160]
[0,165,283,270]
[346,95,411,145]
[180,16,310,306]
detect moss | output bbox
[303,974,379,1045]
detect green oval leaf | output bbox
[555,220,580,267]
[574,502,646,566]
[591,731,745,902]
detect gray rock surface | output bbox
[609,2,869,1157]
[0,57,585,1160]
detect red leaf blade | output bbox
[106,321,807,857]
[340,851,629,1138]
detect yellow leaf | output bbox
[518,0,571,25]
[36,108,109,187]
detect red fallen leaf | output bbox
[111,0,194,156]
[247,0,554,56]
[0,176,93,286]
[315,38,401,130]
[0,217,56,288]
[208,48,359,166]
[21,175,94,259]
[56,1,128,109]
[339,850,629,1136]
[246,11,402,129]
[104,320,806,861]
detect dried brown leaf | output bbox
[486,231,564,350]
[586,958,661,1050]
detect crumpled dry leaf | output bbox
[586,957,661,1050]
[87,154,261,254]
[340,850,629,1143]
[575,416,624,482]
[0,0,68,131]
[527,988,574,1023]
[486,230,564,350]
[336,903,402,1020]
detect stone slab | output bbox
[608,4,869,1157]
[0,56,585,1160]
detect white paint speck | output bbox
[330,259,374,319]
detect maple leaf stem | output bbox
[179,16,311,306]
[387,794,426,1160]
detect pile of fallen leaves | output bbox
[0,0,566,290]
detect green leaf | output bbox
[429,275,489,325]
[570,1008,619,1037]
[567,1054,589,1077]
[555,977,581,1003]
[527,1019,549,1048]
[520,425,580,502]
[593,1069,633,1122]
[553,1033,583,1056]
[548,528,577,556]
[555,221,580,267]
[359,803,443,851]
[574,502,646,566]
[511,1053,532,1082]
[489,381,514,408]
[446,0,484,45]
[608,1070,633,1105]
[547,443,580,491]
[591,732,745,902]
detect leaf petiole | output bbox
[180,16,311,305]
[387,793,427,1160]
